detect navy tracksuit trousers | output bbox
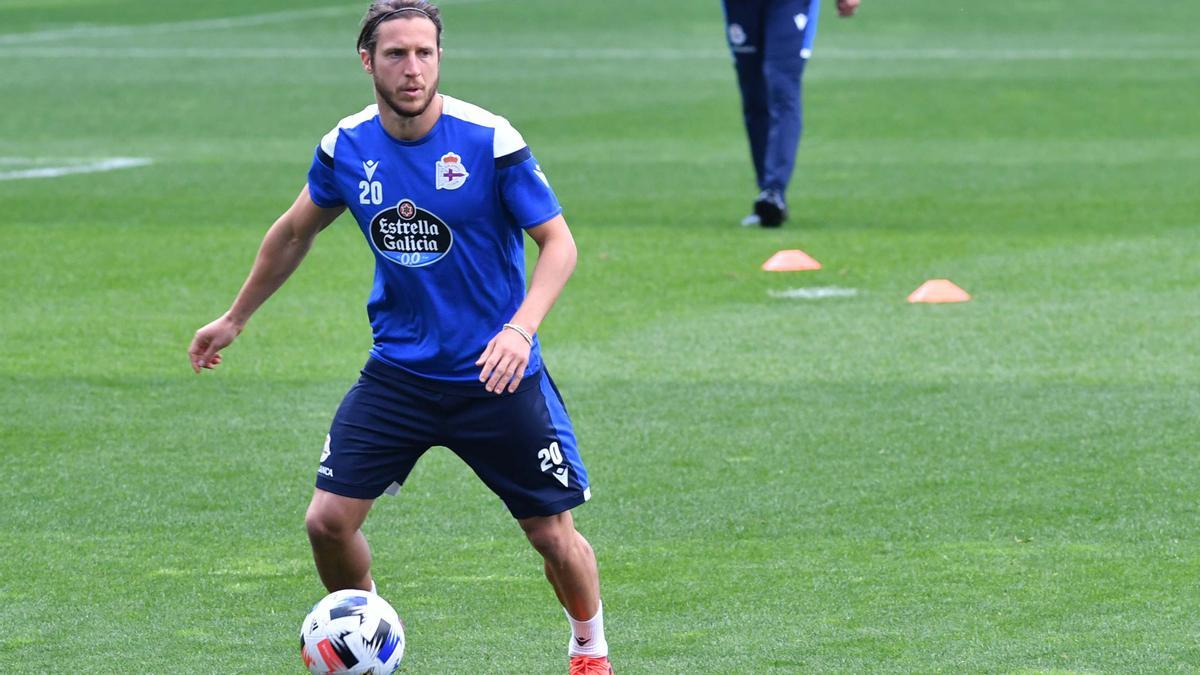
[722,0,821,196]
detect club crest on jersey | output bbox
[435,152,469,190]
[369,199,454,267]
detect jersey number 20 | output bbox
[359,180,383,205]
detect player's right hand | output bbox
[188,314,242,373]
[475,327,532,394]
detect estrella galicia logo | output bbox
[369,199,454,267]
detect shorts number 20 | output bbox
[538,442,563,471]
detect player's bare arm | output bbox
[837,0,860,17]
[475,213,577,394]
[188,186,344,373]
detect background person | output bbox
[722,0,860,227]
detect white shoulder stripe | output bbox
[319,104,379,158]
[441,95,527,159]
[492,119,526,159]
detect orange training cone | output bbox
[762,249,822,272]
[908,279,971,303]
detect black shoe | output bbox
[753,189,787,228]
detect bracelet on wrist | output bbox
[502,322,533,346]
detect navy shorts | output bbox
[316,357,590,519]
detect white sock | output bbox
[566,601,607,658]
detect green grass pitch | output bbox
[2,0,1198,672]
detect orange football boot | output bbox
[569,655,613,675]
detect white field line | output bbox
[826,46,1200,61]
[0,46,355,59]
[0,157,153,181]
[0,0,496,46]
[768,287,860,300]
[454,46,1200,62]
[0,45,1196,61]
[0,7,355,45]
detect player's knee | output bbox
[763,60,803,98]
[527,529,571,562]
[522,517,578,561]
[305,506,354,545]
[740,96,768,117]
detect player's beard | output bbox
[375,73,439,119]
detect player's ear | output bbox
[360,48,373,74]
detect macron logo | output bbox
[363,160,379,181]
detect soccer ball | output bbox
[300,589,405,674]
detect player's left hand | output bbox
[837,0,860,17]
[475,328,531,394]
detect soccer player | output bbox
[186,2,612,672]
[722,0,860,227]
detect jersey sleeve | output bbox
[306,129,344,209]
[497,149,562,229]
[494,118,562,228]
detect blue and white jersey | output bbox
[307,95,562,383]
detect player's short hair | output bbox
[358,0,443,56]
